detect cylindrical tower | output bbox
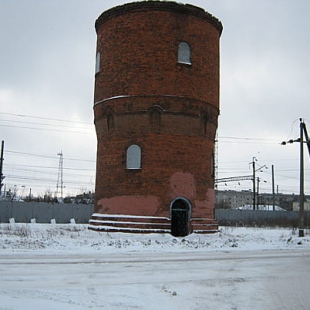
[90,1,223,236]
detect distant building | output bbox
[215,189,305,211]
[215,190,253,209]
[292,201,310,211]
[89,1,223,236]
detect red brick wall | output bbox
[93,1,222,220]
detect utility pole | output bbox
[252,157,256,210]
[0,140,4,197]
[56,151,64,201]
[251,158,268,210]
[303,121,310,158]
[272,165,275,211]
[281,119,308,237]
[299,119,305,237]
[257,177,260,209]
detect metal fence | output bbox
[0,201,93,224]
[215,209,310,227]
[1,202,309,228]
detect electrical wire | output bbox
[1,112,91,125]
[0,118,94,130]
[0,123,94,134]
[5,150,95,162]
[5,163,95,171]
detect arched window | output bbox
[149,107,161,132]
[178,42,191,65]
[126,145,141,169]
[106,111,114,133]
[95,52,100,74]
[103,108,115,133]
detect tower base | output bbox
[88,213,218,235]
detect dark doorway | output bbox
[171,198,190,237]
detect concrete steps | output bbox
[89,213,171,233]
[191,218,219,233]
[89,213,218,235]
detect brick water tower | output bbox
[89,1,223,236]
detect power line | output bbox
[5,150,59,159]
[1,112,92,125]
[5,150,95,162]
[0,112,95,134]
[6,175,94,186]
[0,118,93,130]
[219,136,279,142]
[5,163,95,172]
[0,123,94,134]
[1,111,289,144]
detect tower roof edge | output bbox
[95,1,223,35]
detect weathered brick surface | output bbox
[92,1,222,232]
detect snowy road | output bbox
[1,249,309,310]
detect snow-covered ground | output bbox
[1,223,309,254]
[1,224,310,309]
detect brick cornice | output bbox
[95,1,223,35]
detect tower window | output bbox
[126,144,141,169]
[149,107,161,132]
[178,42,191,65]
[95,52,100,74]
[106,111,114,133]
[103,108,115,133]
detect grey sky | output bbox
[0,0,309,197]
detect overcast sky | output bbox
[1,0,309,198]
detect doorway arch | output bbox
[170,197,191,237]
